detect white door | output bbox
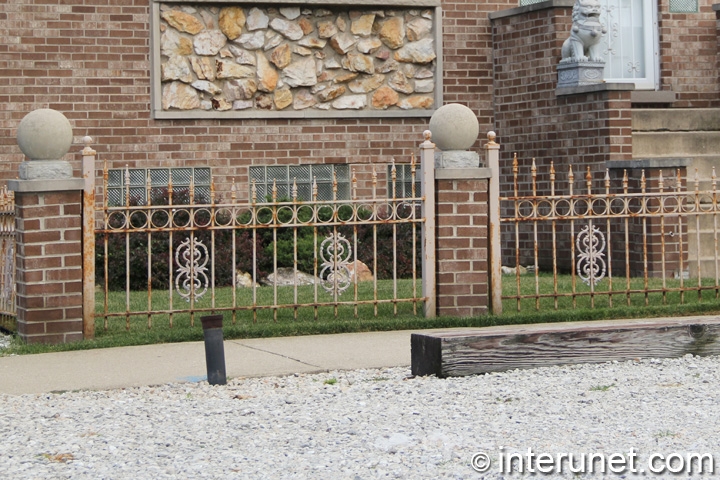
[599,0,659,90]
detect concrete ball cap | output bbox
[428,103,479,151]
[17,108,73,161]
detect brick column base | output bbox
[9,179,85,344]
[435,168,491,317]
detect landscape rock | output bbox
[263,267,319,286]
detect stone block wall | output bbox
[156,4,438,116]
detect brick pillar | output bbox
[9,180,85,343]
[435,168,491,317]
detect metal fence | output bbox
[94,159,428,330]
[499,155,720,312]
[0,185,16,329]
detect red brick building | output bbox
[1,0,719,202]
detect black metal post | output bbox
[200,314,226,385]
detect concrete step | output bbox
[632,131,720,157]
[633,108,720,132]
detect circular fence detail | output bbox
[296,205,314,225]
[214,208,233,227]
[357,204,374,222]
[175,237,209,303]
[171,208,192,228]
[575,224,607,287]
[150,209,171,229]
[193,208,213,228]
[107,212,128,230]
[319,232,352,295]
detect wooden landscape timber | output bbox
[411,316,720,378]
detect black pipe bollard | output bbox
[200,315,226,385]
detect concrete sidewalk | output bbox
[0,330,418,395]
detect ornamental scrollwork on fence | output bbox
[175,237,209,302]
[576,224,606,287]
[319,231,352,295]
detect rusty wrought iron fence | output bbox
[94,160,428,330]
[0,185,16,329]
[499,155,720,312]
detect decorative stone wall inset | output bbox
[154,3,439,118]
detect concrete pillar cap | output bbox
[17,108,73,161]
[428,103,479,151]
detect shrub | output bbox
[97,192,421,291]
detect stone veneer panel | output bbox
[152,1,442,119]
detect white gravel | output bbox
[2,355,720,479]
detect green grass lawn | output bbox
[4,275,720,355]
[502,272,720,312]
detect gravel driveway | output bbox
[2,353,719,479]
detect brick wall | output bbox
[14,189,84,343]
[1,0,719,201]
[435,171,489,317]
[659,0,720,107]
[0,0,514,202]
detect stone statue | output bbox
[560,0,607,64]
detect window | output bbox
[599,0,659,90]
[249,164,350,202]
[388,164,420,199]
[107,167,211,207]
[669,0,698,13]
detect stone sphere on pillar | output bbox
[16,108,73,161]
[428,103,480,151]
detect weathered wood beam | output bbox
[411,317,720,378]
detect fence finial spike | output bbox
[713,167,717,191]
[124,164,130,207]
[641,169,646,193]
[585,166,592,194]
[351,168,357,200]
[292,177,298,201]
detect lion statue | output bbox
[560,0,607,63]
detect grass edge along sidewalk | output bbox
[4,299,720,356]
